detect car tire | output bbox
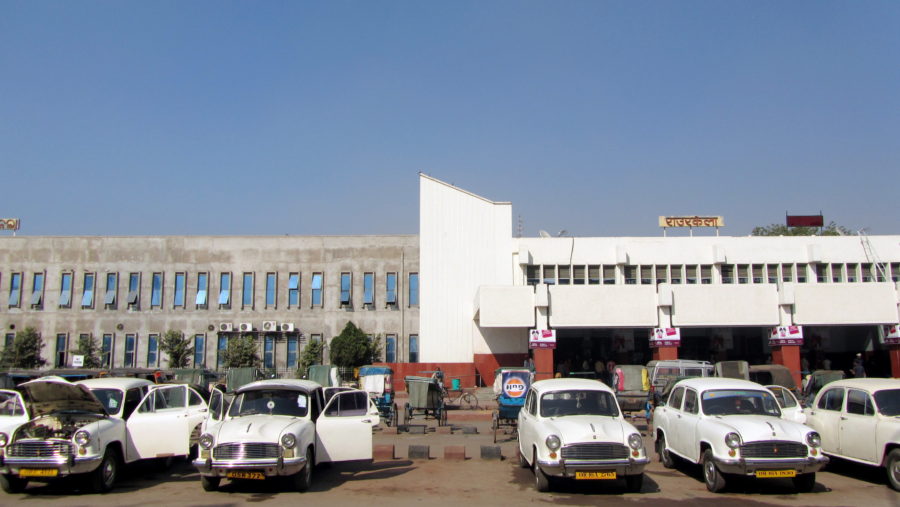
[89,447,119,493]
[293,447,313,492]
[886,449,900,491]
[0,474,27,494]
[534,464,551,492]
[702,449,727,493]
[658,434,675,469]
[792,472,816,493]
[200,475,220,492]
[625,473,644,493]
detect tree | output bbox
[161,330,193,368]
[751,221,852,237]
[298,339,324,379]
[329,321,379,369]
[0,327,47,369]
[221,334,259,368]
[70,334,102,368]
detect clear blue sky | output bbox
[2,1,898,237]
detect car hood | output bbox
[18,378,107,418]
[214,415,302,444]
[709,415,809,442]
[546,416,627,444]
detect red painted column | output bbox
[772,345,802,388]
[533,348,555,381]
[889,345,900,379]
[652,346,678,361]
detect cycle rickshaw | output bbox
[491,367,532,443]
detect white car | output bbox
[652,377,828,493]
[803,378,900,490]
[0,377,205,494]
[0,391,29,448]
[193,379,376,492]
[766,385,806,424]
[517,378,649,493]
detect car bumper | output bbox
[712,455,829,476]
[193,455,308,478]
[537,457,650,478]
[0,454,103,477]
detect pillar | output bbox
[652,346,678,361]
[889,345,900,379]
[533,348,554,381]
[771,345,802,388]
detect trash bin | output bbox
[452,378,461,390]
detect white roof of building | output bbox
[77,377,155,390]
[532,378,613,394]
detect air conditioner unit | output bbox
[281,322,295,332]
[239,322,253,332]
[219,323,234,332]
[262,321,278,332]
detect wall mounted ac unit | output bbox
[262,321,278,332]
[281,322,295,332]
[239,322,253,332]
[219,322,234,332]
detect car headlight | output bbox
[0,432,7,447]
[74,430,91,446]
[628,433,643,450]
[281,433,296,449]
[199,433,214,450]
[545,434,561,451]
[725,432,741,449]
[806,432,821,448]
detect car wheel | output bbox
[200,475,220,492]
[90,447,119,493]
[886,449,900,491]
[792,472,816,493]
[701,449,727,493]
[0,474,27,494]
[658,434,675,469]
[625,473,644,493]
[293,447,313,492]
[533,449,550,492]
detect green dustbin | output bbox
[451,378,461,390]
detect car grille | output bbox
[561,443,629,460]
[213,442,280,460]
[7,440,72,458]
[740,441,807,459]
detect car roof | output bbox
[817,378,900,392]
[674,377,768,391]
[236,379,322,393]
[76,377,155,390]
[531,378,613,394]
[651,360,713,368]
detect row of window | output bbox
[1,271,420,311]
[526,262,900,286]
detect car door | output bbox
[674,388,702,462]
[767,386,805,423]
[517,390,536,462]
[315,390,373,463]
[839,389,878,463]
[203,387,226,434]
[662,386,687,457]
[0,390,29,434]
[125,385,191,462]
[184,386,209,435]
[806,387,844,455]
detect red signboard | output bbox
[786,215,824,227]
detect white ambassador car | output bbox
[653,378,828,493]
[0,377,205,494]
[194,379,376,492]
[517,378,649,493]
[803,378,900,490]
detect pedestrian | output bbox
[523,353,535,371]
[852,353,866,378]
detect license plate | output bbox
[19,468,59,478]
[755,470,796,478]
[575,471,616,480]
[226,471,266,480]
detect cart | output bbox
[359,365,398,427]
[491,367,532,443]
[404,375,446,426]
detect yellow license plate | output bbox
[755,470,796,478]
[226,471,266,480]
[19,468,59,478]
[575,471,616,480]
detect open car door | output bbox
[315,390,373,463]
[0,390,29,435]
[125,385,191,462]
[203,387,227,434]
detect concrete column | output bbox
[534,348,554,381]
[889,345,900,379]
[771,345,802,387]
[652,346,678,361]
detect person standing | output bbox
[852,353,866,378]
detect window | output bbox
[408,335,419,363]
[767,264,778,284]
[147,334,159,367]
[831,263,843,283]
[59,272,73,307]
[385,335,396,363]
[196,272,208,307]
[54,334,67,367]
[721,265,734,284]
[174,273,186,308]
[104,273,118,306]
[603,266,615,285]
[656,266,668,285]
[340,272,351,306]
[218,272,231,307]
[151,272,163,308]
[124,334,136,368]
[8,272,21,307]
[685,265,697,284]
[813,263,826,283]
[684,389,699,414]
[669,387,685,410]
[588,265,601,285]
[526,266,539,286]
[846,389,874,416]
[363,272,374,305]
[4,333,14,350]
[737,264,749,284]
[542,265,556,285]
[385,273,397,305]
[846,263,858,283]
[311,272,323,307]
[127,272,140,308]
[324,391,369,417]
[242,272,254,308]
[892,263,900,283]
[817,388,844,411]
[265,272,276,308]
[640,265,652,285]
[409,273,419,306]
[216,335,228,369]
[624,266,636,285]
[193,335,205,367]
[572,265,585,285]
[81,273,95,308]
[101,334,113,368]
[796,264,808,283]
[559,266,571,285]
[781,264,793,283]
[670,265,683,284]
[288,273,300,307]
[861,263,873,283]
[752,264,764,284]
[31,272,45,307]
[700,265,712,284]
[287,337,298,369]
[264,335,275,369]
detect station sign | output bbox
[884,325,900,346]
[528,329,556,349]
[658,216,724,228]
[650,327,680,348]
[769,326,804,346]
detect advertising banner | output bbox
[769,326,804,346]
[650,327,681,348]
[884,325,900,346]
[529,329,556,349]
[501,370,530,399]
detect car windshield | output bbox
[89,388,124,415]
[873,389,900,416]
[701,389,781,417]
[540,390,619,418]
[0,392,25,416]
[228,389,308,418]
